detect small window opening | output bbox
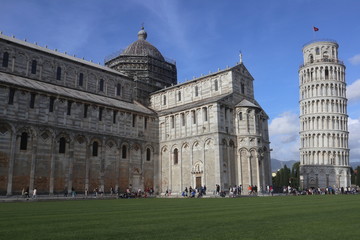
[20,132,28,150]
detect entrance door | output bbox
[196,177,202,189]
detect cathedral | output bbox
[0,27,271,196]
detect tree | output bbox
[290,162,300,189]
[273,162,301,190]
[355,166,360,187]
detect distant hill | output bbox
[350,162,360,169]
[271,159,360,172]
[271,159,297,172]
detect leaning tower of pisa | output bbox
[299,40,351,189]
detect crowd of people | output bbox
[282,186,359,195]
[177,185,207,198]
[19,184,359,199]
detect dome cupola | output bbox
[121,27,164,61]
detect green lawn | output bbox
[0,195,359,240]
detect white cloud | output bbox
[349,117,360,162]
[269,111,300,161]
[349,54,360,65]
[269,111,299,135]
[347,79,360,103]
[269,113,360,162]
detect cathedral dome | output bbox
[121,27,165,61]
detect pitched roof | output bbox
[235,99,260,108]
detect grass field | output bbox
[0,195,359,240]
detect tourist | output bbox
[32,188,37,199]
[248,185,252,195]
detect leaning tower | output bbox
[299,40,351,189]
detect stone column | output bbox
[261,157,266,191]
[115,147,120,192]
[67,138,74,193]
[248,156,252,185]
[180,146,183,192]
[29,133,38,192]
[227,144,231,186]
[84,142,90,193]
[256,156,261,191]
[100,138,105,192]
[49,138,56,195]
[237,150,242,186]
[202,143,206,188]
[213,140,221,190]
[6,130,17,196]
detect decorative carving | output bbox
[41,132,49,140]
[0,126,8,135]
[77,136,85,144]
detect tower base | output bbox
[300,165,351,190]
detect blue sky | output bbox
[1,0,360,162]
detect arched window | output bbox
[171,116,175,128]
[49,97,55,112]
[195,86,199,96]
[116,83,121,96]
[146,148,151,161]
[8,88,15,105]
[132,114,136,127]
[78,73,84,86]
[173,149,178,165]
[181,113,185,126]
[99,79,104,92]
[20,132,28,150]
[239,112,243,120]
[30,93,36,109]
[113,110,117,124]
[241,83,245,94]
[67,101,72,115]
[56,67,62,80]
[192,110,196,124]
[59,137,66,153]
[309,54,314,63]
[31,60,37,74]
[163,95,166,105]
[92,142,98,156]
[315,47,320,55]
[323,51,329,60]
[203,107,208,122]
[178,91,181,101]
[2,52,9,67]
[325,69,329,80]
[122,145,127,158]
[214,80,218,91]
